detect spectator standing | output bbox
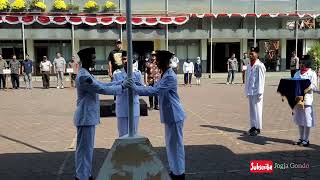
[194,57,202,85]
[145,51,160,110]
[290,51,300,78]
[0,54,8,89]
[241,52,249,84]
[226,53,238,84]
[68,56,79,88]
[183,59,194,86]
[21,54,33,89]
[170,53,179,74]
[53,52,66,89]
[40,56,52,89]
[107,39,123,79]
[9,55,21,89]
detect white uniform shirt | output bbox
[293,69,318,106]
[40,61,52,72]
[183,62,194,74]
[245,59,266,96]
[170,56,179,68]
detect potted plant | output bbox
[11,0,27,12]
[102,0,116,13]
[67,3,79,13]
[0,0,10,12]
[29,0,46,12]
[52,0,67,12]
[84,0,99,13]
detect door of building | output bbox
[35,47,48,75]
[207,42,240,72]
[133,41,154,72]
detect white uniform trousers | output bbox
[117,116,139,137]
[248,95,263,129]
[75,126,95,180]
[165,121,185,175]
[293,105,316,127]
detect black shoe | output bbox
[176,173,185,180]
[248,127,256,133]
[75,177,79,180]
[154,106,159,110]
[249,130,259,136]
[294,139,303,145]
[169,172,174,179]
[302,140,310,147]
[256,129,261,134]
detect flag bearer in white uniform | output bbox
[130,50,186,180]
[74,47,132,180]
[293,60,317,147]
[245,47,266,136]
[112,51,143,137]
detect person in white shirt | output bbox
[245,47,266,136]
[293,60,317,147]
[40,56,52,89]
[170,54,179,74]
[53,52,66,89]
[241,53,249,84]
[183,59,194,86]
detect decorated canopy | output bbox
[0,13,319,26]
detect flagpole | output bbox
[126,0,134,137]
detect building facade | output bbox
[0,0,320,74]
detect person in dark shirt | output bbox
[21,54,33,89]
[107,39,123,79]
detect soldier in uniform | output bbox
[112,51,143,137]
[245,47,266,136]
[74,47,132,180]
[130,50,186,180]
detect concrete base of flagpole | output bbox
[96,135,170,180]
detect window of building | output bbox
[0,40,24,60]
[169,40,200,61]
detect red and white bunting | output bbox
[1,13,320,26]
[190,13,320,19]
[0,15,190,26]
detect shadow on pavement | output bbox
[1,138,319,180]
[200,125,320,149]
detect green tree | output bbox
[307,42,320,74]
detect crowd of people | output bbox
[0,52,79,90]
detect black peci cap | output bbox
[155,50,174,62]
[77,47,95,62]
[250,47,259,53]
[122,50,127,57]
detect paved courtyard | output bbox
[0,73,319,180]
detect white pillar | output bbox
[200,39,207,61]
[200,39,207,73]
[303,39,318,55]
[280,38,287,71]
[241,39,248,55]
[26,39,34,61]
[73,39,80,59]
